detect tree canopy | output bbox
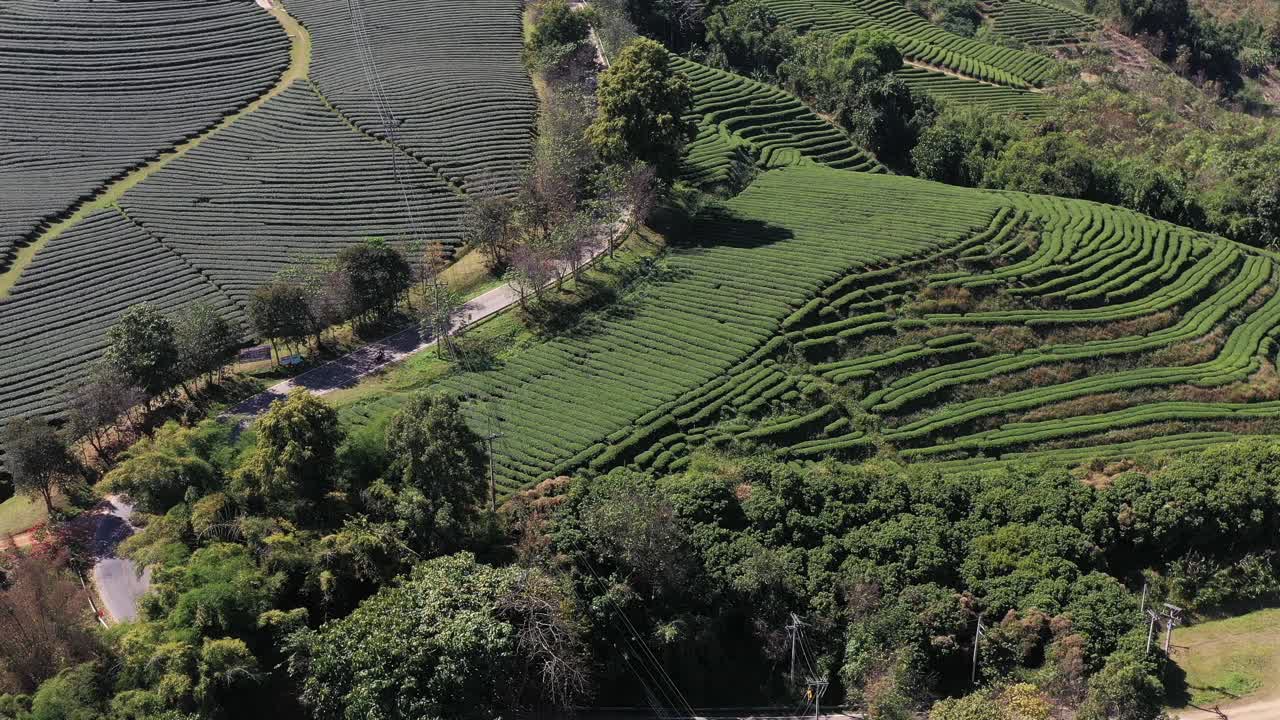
[587,37,696,178]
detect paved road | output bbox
[227,275,540,417]
[89,496,150,623]
[227,235,618,420]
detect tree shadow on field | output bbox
[540,215,795,345]
[672,208,796,253]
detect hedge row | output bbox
[0,0,290,269]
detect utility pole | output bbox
[1145,609,1161,653]
[1162,603,1183,656]
[808,676,828,720]
[482,431,503,512]
[971,614,986,686]
[786,613,805,684]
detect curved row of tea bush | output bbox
[409,166,1280,486]
[673,55,884,187]
[0,0,290,270]
[895,67,1052,117]
[120,82,467,305]
[983,0,1098,45]
[286,0,537,193]
[762,0,1057,86]
[420,169,1001,491]
[0,210,237,435]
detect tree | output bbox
[986,133,1099,199]
[104,303,180,399]
[26,662,103,720]
[587,37,696,178]
[172,301,239,390]
[290,553,588,720]
[464,193,519,270]
[419,280,465,359]
[1077,647,1164,720]
[704,0,794,75]
[193,638,262,714]
[507,242,556,309]
[234,391,342,518]
[337,239,412,328]
[62,364,146,463]
[0,551,101,694]
[526,0,593,69]
[594,162,658,256]
[382,393,487,553]
[247,281,313,362]
[910,104,1024,185]
[779,30,930,164]
[3,417,76,516]
[101,422,222,515]
[277,258,352,349]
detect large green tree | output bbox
[337,239,412,328]
[173,301,239,389]
[526,0,593,69]
[104,303,180,399]
[289,553,587,720]
[587,37,696,178]
[380,393,487,553]
[780,30,931,163]
[248,281,314,360]
[3,417,77,516]
[704,0,794,75]
[234,391,342,519]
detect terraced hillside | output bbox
[389,167,1280,492]
[119,81,467,305]
[761,0,1057,87]
[982,0,1098,45]
[896,66,1051,117]
[0,0,533,437]
[673,55,884,188]
[0,211,237,426]
[287,0,538,193]
[0,0,291,270]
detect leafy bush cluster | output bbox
[548,439,1280,715]
[912,99,1280,248]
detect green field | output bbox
[673,54,884,189]
[761,0,1058,87]
[1171,608,1280,708]
[338,164,1280,495]
[0,493,46,538]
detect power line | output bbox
[345,0,424,243]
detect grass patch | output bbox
[0,493,49,537]
[1170,607,1280,708]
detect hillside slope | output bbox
[403,167,1280,491]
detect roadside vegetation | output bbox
[7,0,1280,719]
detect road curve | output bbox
[89,496,151,623]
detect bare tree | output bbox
[279,259,351,349]
[499,570,591,710]
[420,281,466,359]
[507,243,556,309]
[464,193,519,271]
[595,162,658,256]
[63,364,146,465]
[0,547,101,694]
